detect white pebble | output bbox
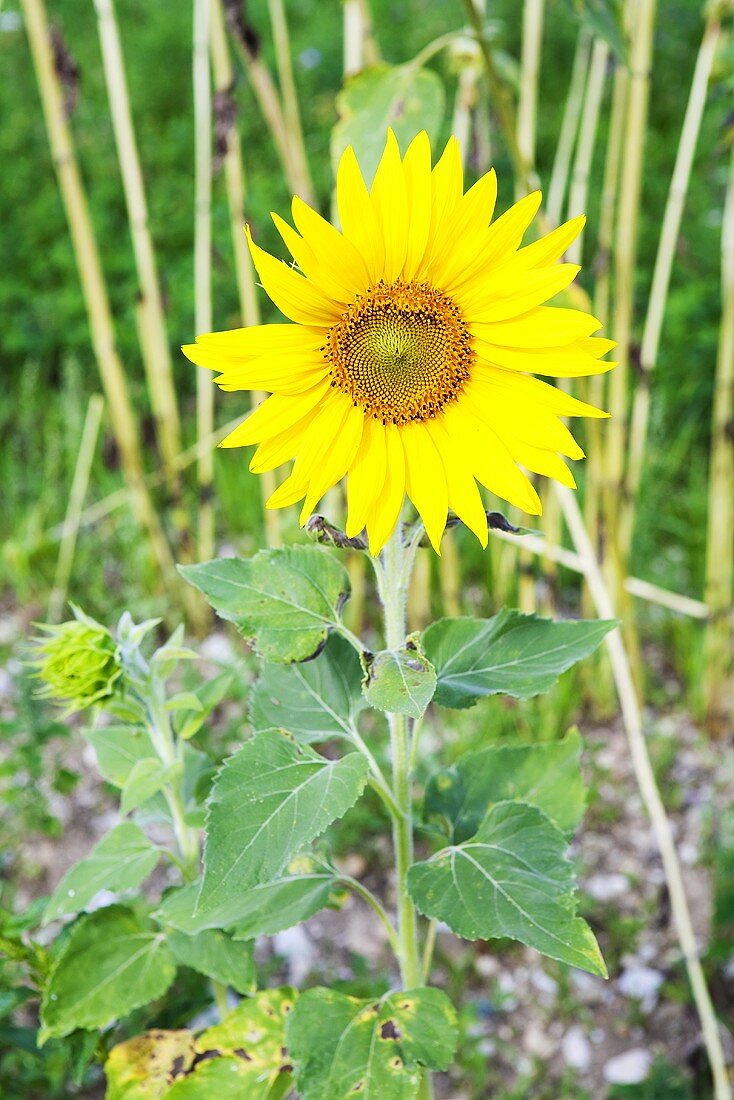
[603,1049,652,1085]
[617,966,664,1012]
[584,873,629,902]
[562,1025,592,1071]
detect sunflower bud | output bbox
[28,606,122,714]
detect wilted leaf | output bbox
[105,1029,196,1100]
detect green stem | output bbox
[375,527,421,991]
[338,876,401,957]
[147,686,200,880]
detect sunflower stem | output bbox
[374,522,422,992]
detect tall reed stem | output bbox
[21,0,185,607]
[546,28,591,226]
[621,11,721,555]
[703,141,734,732]
[194,0,214,563]
[210,0,281,548]
[92,0,182,482]
[267,0,314,204]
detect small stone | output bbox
[199,632,236,666]
[585,873,629,902]
[617,966,664,1012]
[524,1022,555,1059]
[562,1025,592,1071]
[273,925,315,987]
[603,1049,652,1085]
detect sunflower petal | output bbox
[336,145,385,282]
[403,422,448,553]
[365,423,406,554]
[346,417,387,538]
[246,226,339,326]
[371,129,409,283]
[219,378,331,448]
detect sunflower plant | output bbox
[19,133,617,1099]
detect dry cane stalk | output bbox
[210,0,281,549]
[48,393,104,623]
[703,140,734,732]
[556,484,732,1100]
[621,9,721,555]
[546,27,592,227]
[267,0,314,204]
[92,0,182,482]
[194,0,215,564]
[21,0,186,609]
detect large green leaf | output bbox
[166,988,296,1099]
[43,823,160,924]
[168,929,255,995]
[250,633,364,742]
[424,729,586,841]
[423,610,615,708]
[197,731,369,915]
[408,802,606,976]
[105,1029,197,1100]
[83,726,156,788]
[40,905,176,1041]
[287,986,457,1099]
[332,64,446,186]
[158,866,338,938]
[179,547,351,663]
[363,644,436,720]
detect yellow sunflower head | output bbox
[183,130,614,555]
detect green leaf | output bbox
[121,758,170,815]
[166,988,296,1099]
[423,610,615,708]
[105,1029,197,1100]
[83,725,155,788]
[363,643,436,720]
[175,670,236,741]
[332,63,446,186]
[167,929,255,995]
[179,547,351,663]
[40,905,176,1041]
[408,801,606,977]
[166,692,203,713]
[424,729,586,841]
[250,633,364,743]
[287,986,458,1099]
[565,0,626,61]
[197,731,369,915]
[43,823,160,924]
[158,865,338,938]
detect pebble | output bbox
[562,1025,592,1071]
[617,966,664,1012]
[584,872,629,902]
[272,925,315,987]
[603,1049,652,1085]
[199,632,237,666]
[524,1022,555,1059]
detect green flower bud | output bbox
[28,605,122,715]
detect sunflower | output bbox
[183,131,614,555]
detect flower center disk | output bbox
[325,280,473,424]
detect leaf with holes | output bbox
[423,611,615,708]
[424,729,586,841]
[40,905,176,1041]
[408,801,606,976]
[363,644,436,720]
[251,633,364,742]
[43,823,161,924]
[197,731,368,915]
[287,986,457,1099]
[179,547,351,663]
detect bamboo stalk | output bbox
[703,141,734,732]
[566,37,609,264]
[21,0,183,603]
[267,0,314,204]
[224,1,314,205]
[546,28,591,226]
[582,53,629,620]
[194,0,214,563]
[48,394,104,622]
[605,0,657,565]
[555,484,732,1100]
[210,0,281,549]
[621,11,721,555]
[92,0,182,480]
